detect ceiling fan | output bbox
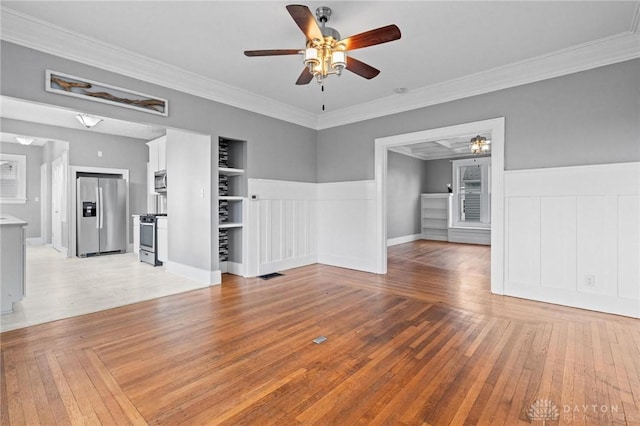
[244,4,401,85]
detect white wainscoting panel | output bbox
[247,179,317,277]
[504,162,640,318]
[576,195,618,296]
[506,196,541,287]
[540,197,576,290]
[317,180,378,273]
[618,195,640,300]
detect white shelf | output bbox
[421,193,450,242]
[219,167,245,176]
[219,222,243,229]
[219,196,244,201]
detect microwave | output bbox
[154,170,167,193]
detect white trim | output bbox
[256,255,318,277]
[502,162,640,318]
[375,117,505,295]
[317,32,640,129]
[26,237,44,245]
[1,7,638,130]
[220,261,245,276]
[317,253,379,274]
[387,234,422,247]
[166,261,222,286]
[0,7,316,130]
[504,162,640,197]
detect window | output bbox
[0,153,27,204]
[451,157,490,228]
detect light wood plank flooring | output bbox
[2,240,639,425]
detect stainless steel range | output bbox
[139,213,166,266]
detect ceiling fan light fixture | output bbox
[304,47,319,67]
[15,136,35,145]
[245,5,401,86]
[76,113,103,128]
[331,50,346,72]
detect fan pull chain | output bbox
[321,84,325,111]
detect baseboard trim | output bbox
[255,255,318,278]
[387,233,423,247]
[166,261,222,286]
[26,237,44,245]
[318,254,378,274]
[220,261,244,276]
[504,286,640,319]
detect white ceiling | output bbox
[389,133,492,161]
[1,1,639,133]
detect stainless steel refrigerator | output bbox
[77,177,127,257]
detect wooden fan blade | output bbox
[244,49,301,57]
[346,56,380,79]
[286,4,323,41]
[296,68,314,85]
[340,24,401,50]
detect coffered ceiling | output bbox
[1,1,639,130]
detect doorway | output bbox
[374,117,505,294]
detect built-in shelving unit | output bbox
[218,137,247,276]
[421,193,450,241]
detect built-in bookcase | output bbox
[421,193,450,241]
[218,137,247,276]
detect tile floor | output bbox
[0,244,209,332]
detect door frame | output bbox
[69,166,129,258]
[374,117,505,295]
[40,163,49,245]
[51,153,68,254]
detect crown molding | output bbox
[2,6,639,132]
[317,31,640,129]
[0,7,318,129]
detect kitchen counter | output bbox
[0,215,28,227]
[0,215,27,313]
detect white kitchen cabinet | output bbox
[157,217,168,263]
[132,215,140,254]
[147,135,167,195]
[1,216,27,314]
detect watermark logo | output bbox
[528,399,560,424]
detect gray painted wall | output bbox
[1,41,318,183]
[0,142,43,238]
[386,151,428,239]
[422,156,482,194]
[318,59,640,182]
[423,158,453,194]
[1,118,148,244]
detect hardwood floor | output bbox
[2,240,639,425]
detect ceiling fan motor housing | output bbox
[314,6,340,40]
